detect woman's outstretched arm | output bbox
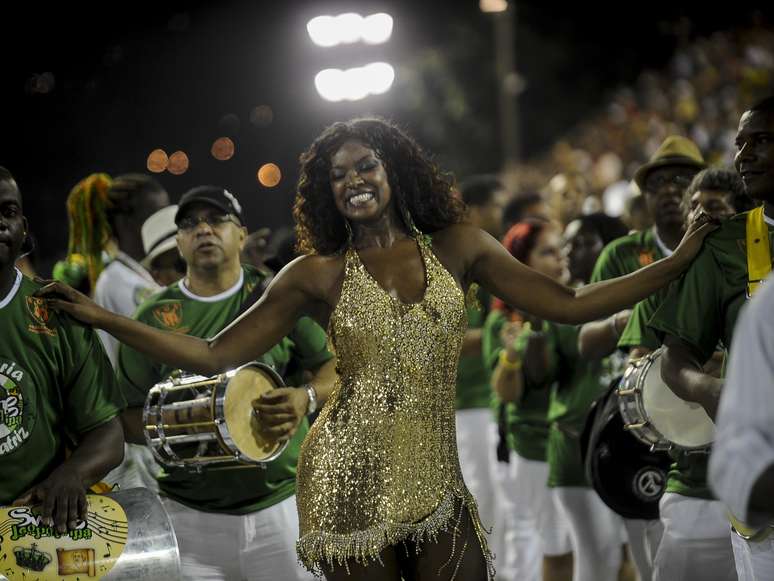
[37,256,332,376]
[457,216,716,325]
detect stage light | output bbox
[314,63,395,102]
[147,149,169,173]
[361,13,393,44]
[307,12,393,47]
[480,0,508,12]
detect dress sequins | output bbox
[296,236,494,579]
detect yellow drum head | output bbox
[223,365,281,462]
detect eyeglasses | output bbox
[645,173,695,191]
[177,213,239,232]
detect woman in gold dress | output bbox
[39,118,716,580]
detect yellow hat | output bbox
[633,135,706,189]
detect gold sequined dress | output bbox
[296,235,494,578]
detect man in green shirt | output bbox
[578,135,706,581]
[651,97,774,581]
[455,175,508,549]
[0,167,125,532]
[117,186,335,581]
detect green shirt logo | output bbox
[0,361,32,456]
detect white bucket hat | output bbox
[141,205,179,269]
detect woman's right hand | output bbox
[672,210,719,268]
[34,279,111,327]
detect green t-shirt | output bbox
[117,265,333,514]
[0,271,125,504]
[482,310,550,462]
[545,324,609,487]
[593,228,667,356]
[456,285,492,410]
[649,212,774,499]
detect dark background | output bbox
[2,1,772,272]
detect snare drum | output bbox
[618,347,715,452]
[143,362,287,470]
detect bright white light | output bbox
[480,0,508,12]
[314,63,396,102]
[336,13,363,44]
[307,12,394,47]
[361,13,393,44]
[306,16,339,48]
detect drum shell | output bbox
[582,379,671,520]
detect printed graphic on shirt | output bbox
[152,302,188,332]
[0,360,33,457]
[25,298,56,337]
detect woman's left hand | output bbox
[672,211,720,268]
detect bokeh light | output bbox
[168,151,189,175]
[211,137,235,161]
[480,0,508,12]
[315,63,395,102]
[147,149,169,173]
[249,105,274,127]
[257,163,282,187]
[307,13,393,47]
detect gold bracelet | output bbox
[499,349,523,370]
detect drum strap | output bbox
[728,207,772,539]
[746,206,771,298]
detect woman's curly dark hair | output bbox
[293,117,465,255]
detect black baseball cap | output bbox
[175,185,244,225]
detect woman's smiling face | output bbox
[329,140,393,224]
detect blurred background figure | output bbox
[141,204,186,287]
[546,172,590,228]
[485,218,573,581]
[455,174,510,567]
[241,226,273,275]
[504,192,551,230]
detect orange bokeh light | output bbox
[211,137,235,161]
[257,163,281,187]
[147,149,169,173]
[168,151,190,175]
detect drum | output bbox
[0,487,181,580]
[143,362,287,470]
[582,379,671,520]
[618,348,715,452]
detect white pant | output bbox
[731,530,774,581]
[494,451,571,581]
[554,487,623,581]
[455,409,498,539]
[623,517,663,581]
[162,495,314,581]
[652,493,737,581]
[105,443,162,492]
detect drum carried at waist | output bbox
[618,347,715,453]
[582,378,671,520]
[143,361,287,471]
[0,487,181,581]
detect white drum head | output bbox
[641,353,715,448]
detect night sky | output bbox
[3,1,772,273]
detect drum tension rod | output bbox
[617,388,639,396]
[623,421,649,430]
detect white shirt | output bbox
[93,251,160,366]
[709,272,774,523]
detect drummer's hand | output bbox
[252,388,308,443]
[13,465,88,533]
[33,279,110,327]
[696,377,723,420]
